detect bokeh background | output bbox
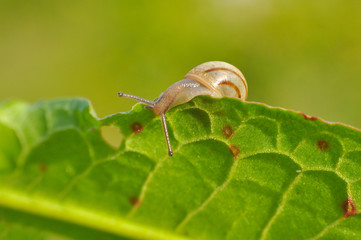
[1,1,360,128]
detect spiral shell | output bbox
[185,61,248,101]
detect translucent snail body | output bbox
[118,61,248,156]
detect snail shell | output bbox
[152,61,247,115]
[185,61,247,100]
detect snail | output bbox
[118,61,248,157]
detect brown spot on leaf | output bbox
[229,145,240,158]
[38,164,47,172]
[131,122,143,135]
[343,198,356,218]
[129,196,141,207]
[317,140,329,151]
[222,125,234,138]
[301,113,318,121]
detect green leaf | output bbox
[0,97,360,239]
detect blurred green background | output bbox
[1,1,360,128]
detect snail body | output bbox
[118,61,248,156]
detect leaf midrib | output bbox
[0,190,190,240]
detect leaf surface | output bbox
[0,97,360,239]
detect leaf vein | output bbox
[259,172,303,240]
[174,152,241,232]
